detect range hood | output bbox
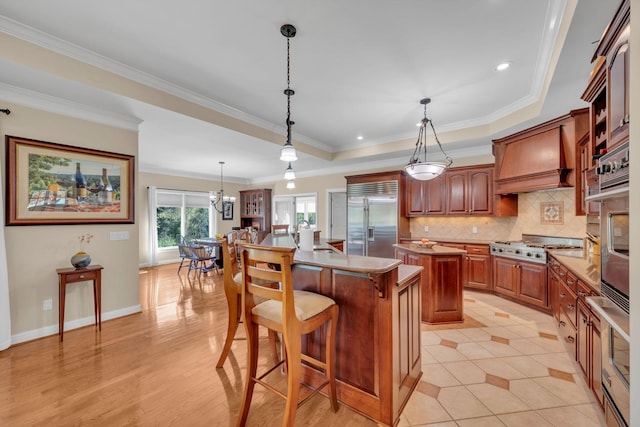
[492,109,589,194]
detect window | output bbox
[273,193,317,230]
[155,190,213,248]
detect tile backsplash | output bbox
[410,189,586,241]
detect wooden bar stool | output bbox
[236,244,339,427]
[215,236,279,368]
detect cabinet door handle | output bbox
[577,290,586,297]
[567,279,575,285]
[560,293,566,298]
[559,320,566,326]
[583,318,591,326]
[567,336,575,344]
[567,304,575,310]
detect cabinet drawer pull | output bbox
[79,275,85,279]
[583,318,591,326]
[567,304,575,310]
[567,336,575,344]
[560,293,566,298]
[559,320,566,326]
[577,290,586,297]
[566,279,575,285]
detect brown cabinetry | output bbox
[576,279,604,408]
[606,17,630,148]
[396,247,464,324]
[493,256,548,309]
[548,255,603,407]
[405,164,517,217]
[406,174,445,216]
[492,109,589,194]
[239,188,272,231]
[440,242,492,291]
[446,167,492,215]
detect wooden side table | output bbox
[56,265,104,342]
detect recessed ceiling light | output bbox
[496,62,510,71]
[357,135,364,140]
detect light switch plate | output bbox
[110,231,129,240]
[424,226,429,232]
[472,226,478,234]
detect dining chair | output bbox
[236,243,339,427]
[176,244,191,275]
[216,236,279,368]
[271,224,290,235]
[187,245,218,279]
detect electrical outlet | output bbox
[424,226,429,232]
[472,226,478,234]
[43,299,53,311]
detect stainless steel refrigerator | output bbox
[347,180,398,258]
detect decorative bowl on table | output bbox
[413,240,437,249]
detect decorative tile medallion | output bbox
[540,201,564,224]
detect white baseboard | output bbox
[10,304,142,345]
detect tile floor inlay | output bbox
[396,290,606,427]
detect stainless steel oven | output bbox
[601,312,630,427]
[591,140,630,314]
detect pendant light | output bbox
[283,162,296,180]
[279,24,298,162]
[211,161,236,213]
[404,98,453,180]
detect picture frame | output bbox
[5,135,135,225]
[222,201,234,220]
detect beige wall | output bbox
[1,103,139,342]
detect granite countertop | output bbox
[393,243,467,255]
[547,248,600,289]
[401,237,495,245]
[257,233,401,274]
[397,264,423,286]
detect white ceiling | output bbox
[0,0,619,184]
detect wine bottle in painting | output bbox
[75,162,87,202]
[99,168,113,204]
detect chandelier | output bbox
[211,161,236,213]
[404,98,452,180]
[280,23,298,184]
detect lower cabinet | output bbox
[439,242,492,291]
[493,256,548,309]
[396,248,464,324]
[549,255,603,408]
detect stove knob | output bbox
[535,253,542,258]
[498,248,504,253]
[526,252,532,257]
[515,249,521,255]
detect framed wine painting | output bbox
[5,135,135,225]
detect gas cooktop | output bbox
[490,234,583,264]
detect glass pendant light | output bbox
[283,162,296,180]
[279,24,298,162]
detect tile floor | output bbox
[397,290,606,426]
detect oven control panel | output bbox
[597,141,629,191]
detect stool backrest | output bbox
[239,243,296,320]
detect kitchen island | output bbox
[394,243,466,324]
[255,234,423,426]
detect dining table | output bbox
[193,238,223,271]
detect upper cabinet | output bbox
[405,164,517,217]
[492,109,589,195]
[446,167,492,216]
[579,0,630,216]
[406,174,446,216]
[604,1,630,149]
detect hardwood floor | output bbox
[0,264,375,427]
